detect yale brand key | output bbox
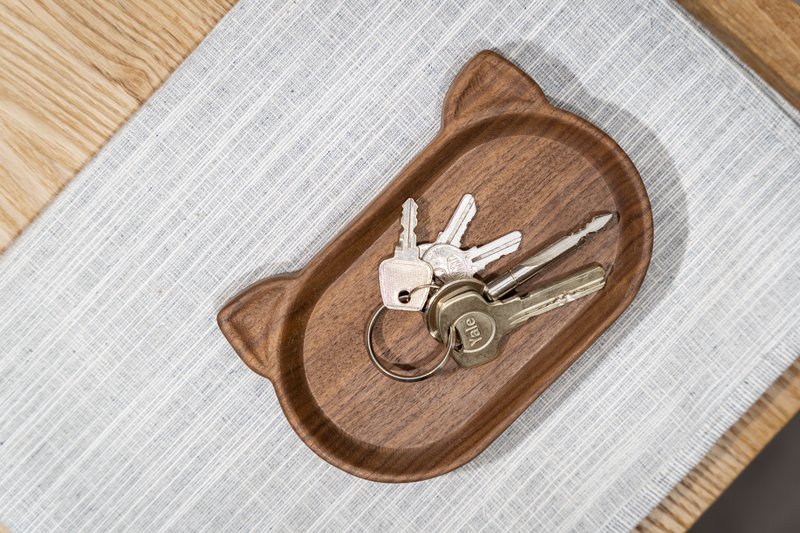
[436,265,607,367]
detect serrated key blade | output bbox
[503,265,607,328]
[584,212,614,234]
[485,212,615,300]
[467,230,523,273]
[399,198,418,252]
[537,212,614,260]
[437,194,476,247]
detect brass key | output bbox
[432,265,607,367]
[426,212,615,342]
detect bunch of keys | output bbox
[370,193,615,382]
[378,195,522,311]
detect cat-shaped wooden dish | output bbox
[218,51,653,482]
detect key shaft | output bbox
[485,213,614,300]
[498,265,606,328]
[436,194,476,247]
[398,198,418,256]
[431,265,607,366]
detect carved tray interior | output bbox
[218,51,653,482]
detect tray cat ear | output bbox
[442,51,550,127]
[217,275,297,381]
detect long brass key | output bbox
[434,265,607,367]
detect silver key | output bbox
[485,213,614,300]
[421,193,476,251]
[418,194,522,281]
[422,231,522,281]
[418,194,476,261]
[378,199,434,311]
[426,212,615,342]
[433,265,607,367]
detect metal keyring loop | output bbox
[366,284,456,382]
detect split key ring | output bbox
[366,284,458,382]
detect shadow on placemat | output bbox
[691,412,800,533]
[469,42,689,466]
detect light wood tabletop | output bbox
[0,1,797,530]
[0,0,235,249]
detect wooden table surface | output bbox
[0,1,797,530]
[0,0,235,248]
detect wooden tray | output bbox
[217,51,653,482]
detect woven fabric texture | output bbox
[1,1,799,531]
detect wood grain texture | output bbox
[0,0,235,251]
[676,0,800,109]
[218,51,653,482]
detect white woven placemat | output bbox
[1,1,798,531]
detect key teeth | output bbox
[507,264,608,327]
[585,212,616,235]
[437,193,477,247]
[400,198,419,250]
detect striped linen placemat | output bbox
[1,1,798,530]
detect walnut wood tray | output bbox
[218,51,653,482]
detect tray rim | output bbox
[218,51,654,482]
